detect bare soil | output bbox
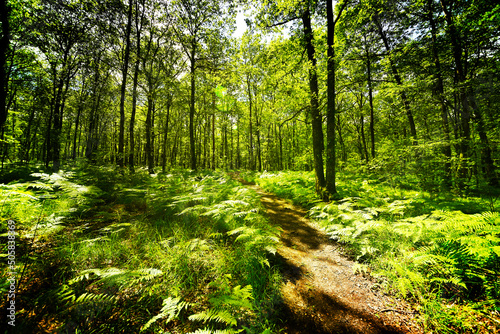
[235,175,423,334]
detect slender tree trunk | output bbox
[428,0,452,186]
[189,41,197,170]
[326,0,336,196]
[363,35,376,159]
[247,75,254,170]
[129,26,141,173]
[146,95,154,174]
[374,15,417,142]
[162,99,171,173]
[236,117,240,169]
[440,0,497,186]
[0,0,10,130]
[118,0,134,168]
[360,114,369,163]
[212,93,216,169]
[302,7,325,193]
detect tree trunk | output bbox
[0,0,10,130]
[302,7,325,193]
[374,15,417,142]
[326,0,336,196]
[364,35,376,159]
[212,93,216,169]
[118,0,134,168]
[162,98,171,173]
[129,12,141,173]
[428,0,452,187]
[146,95,154,174]
[189,41,197,170]
[247,75,254,170]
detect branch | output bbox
[265,16,299,29]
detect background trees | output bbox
[0,0,498,193]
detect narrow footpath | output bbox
[235,175,423,334]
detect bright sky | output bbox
[233,10,249,39]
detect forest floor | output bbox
[233,174,423,334]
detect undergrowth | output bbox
[0,165,281,333]
[255,170,500,333]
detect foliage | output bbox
[260,170,500,333]
[0,167,281,333]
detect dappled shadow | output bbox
[227,174,420,334]
[281,285,406,334]
[255,189,328,251]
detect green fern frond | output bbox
[189,308,237,326]
[188,328,243,334]
[141,297,191,331]
[75,292,116,305]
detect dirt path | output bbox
[234,176,423,334]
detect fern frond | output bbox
[189,308,237,326]
[188,328,242,334]
[141,296,191,331]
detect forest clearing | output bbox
[1,0,499,333]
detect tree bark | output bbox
[428,0,452,187]
[162,97,171,173]
[118,0,134,168]
[374,15,417,142]
[302,7,325,193]
[189,40,196,170]
[440,0,497,186]
[0,0,10,130]
[363,35,376,159]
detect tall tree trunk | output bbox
[364,35,376,159]
[146,95,154,174]
[247,75,254,170]
[256,111,262,172]
[189,41,197,170]
[118,0,134,168]
[0,0,10,130]
[129,11,141,173]
[374,15,417,142]
[440,0,497,186]
[302,7,325,193]
[428,0,452,187]
[212,93,216,169]
[162,98,171,173]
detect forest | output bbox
[0,0,499,333]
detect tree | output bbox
[0,0,10,130]
[325,0,348,197]
[170,0,234,171]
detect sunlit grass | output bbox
[254,170,500,333]
[1,166,282,333]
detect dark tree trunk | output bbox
[364,35,376,159]
[162,98,171,173]
[129,18,141,173]
[146,96,154,174]
[302,7,325,193]
[326,0,336,196]
[118,0,134,168]
[440,0,497,186]
[0,0,10,130]
[374,15,417,142]
[189,41,196,170]
[247,75,254,170]
[212,93,216,169]
[428,0,452,186]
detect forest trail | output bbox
[232,174,423,334]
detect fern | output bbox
[69,267,163,289]
[189,308,237,326]
[141,297,191,331]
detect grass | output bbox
[253,169,500,333]
[0,165,282,333]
